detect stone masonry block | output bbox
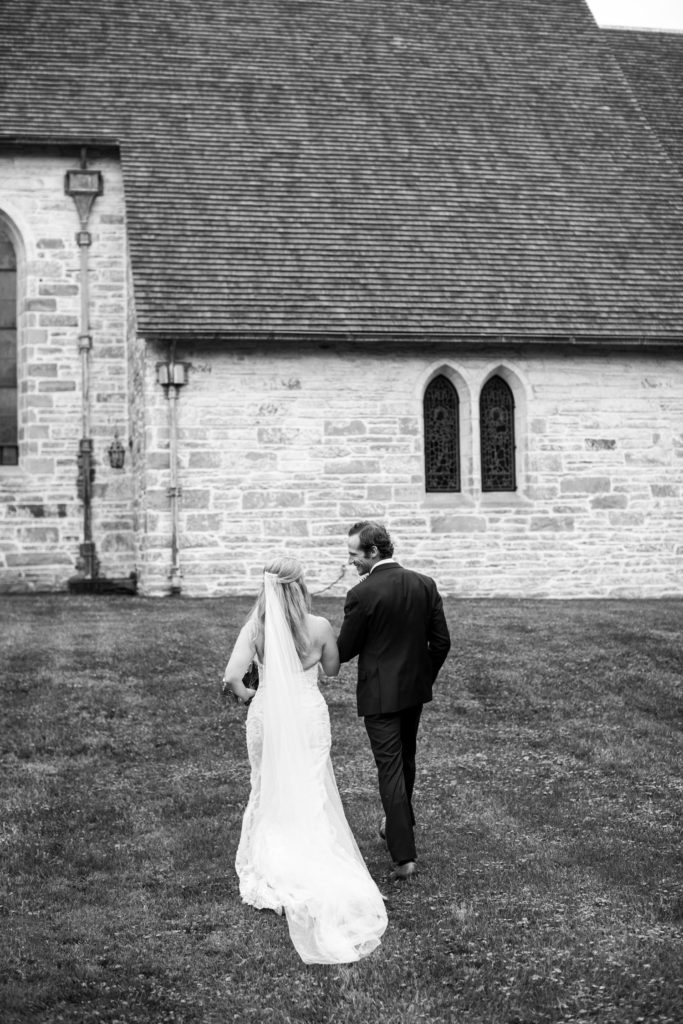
[243,490,304,510]
[266,519,311,537]
[184,514,224,532]
[529,517,575,531]
[585,438,617,450]
[324,420,368,436]
[430,515,487,533]
[534,454,563,473]
[609,512,645,527]
[339,502,386,518]
[19,458,54,474]
[323,459,380,475]
[39,314,78,327]
[39,283,79,296]
[19,527,60,543]
[560,476,611,494]
[27,364,58,377]
[366,485,393,500]
[244,451,277,466]
[6,552,73,566]
[188,451,223,469]
[591,495,628,510]
[257,427,301,444]
[39,381,76,391]
[526,485,559,501]
[146,489,171,511]
[27,260,63,278]
[393,486,422,501]
[651,484,678,498]
[24,329,49,344]
[181,489,212,509]
[25,394,54,409]
[100,533,135,554]
[398,418,419,435]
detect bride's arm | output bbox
[319,618,341,677]
[222,624,258,703]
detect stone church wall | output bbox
[138,340,683,598]
[1,149,680,599]
[0,150,136,591]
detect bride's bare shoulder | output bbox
[307,613,333,637]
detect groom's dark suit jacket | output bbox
[337,562,451,716]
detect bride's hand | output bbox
[221,679,256,705]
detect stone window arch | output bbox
[424,373,460,492]
[480,374,515,491]
[0,220,18,466]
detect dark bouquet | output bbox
[234,660,259,705]
[242,660,259,693]
[222,661,259,703]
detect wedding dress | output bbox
[235,575,387,964]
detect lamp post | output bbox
[65,150,104,579]
[156,357,189,593]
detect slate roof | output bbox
[606,29,683,176]
[1,0,683,341]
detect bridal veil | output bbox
[238,571,387,964]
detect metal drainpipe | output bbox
[65,149,104,579]
[77,236,95,575]
[167,380,182,594]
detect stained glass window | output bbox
[480,375,515,491]
[0,224,17,466]
[424,374,460,492]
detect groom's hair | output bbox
[348,521,394,559]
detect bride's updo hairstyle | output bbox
[251,557,312,659]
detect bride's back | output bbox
[255,613,339,676]
[300,614,331,670]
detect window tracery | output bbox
[0,223,17,466]
[480,375,515,491]
[424,374,460,492]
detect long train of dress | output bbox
[235,663,388,964]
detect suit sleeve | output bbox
[427,586,451,680]
[337,588,368,664]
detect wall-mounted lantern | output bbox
[156,361,189,387]
[64,168,104,230]
[108,431,126,470]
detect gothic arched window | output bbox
[424,374,460,492]
[480,375,515,491]
[0,223,18,466]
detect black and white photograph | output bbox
[1,1,682,1021]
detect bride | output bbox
[222,557,388,964]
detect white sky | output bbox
[585,0,683,30]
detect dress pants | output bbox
[364,703,423,865]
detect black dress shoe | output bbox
[390,861,419,881]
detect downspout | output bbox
[168,368,182,594]
[78,229,95,575]
[157,343,188,594]
[65,149,104,579]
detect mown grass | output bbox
[1,595,682,1024]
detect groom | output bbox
[337,521,451,880]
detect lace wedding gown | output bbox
[235,657,388,964]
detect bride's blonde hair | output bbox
[251,557,311,658]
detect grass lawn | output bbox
[1,595,682,1024]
